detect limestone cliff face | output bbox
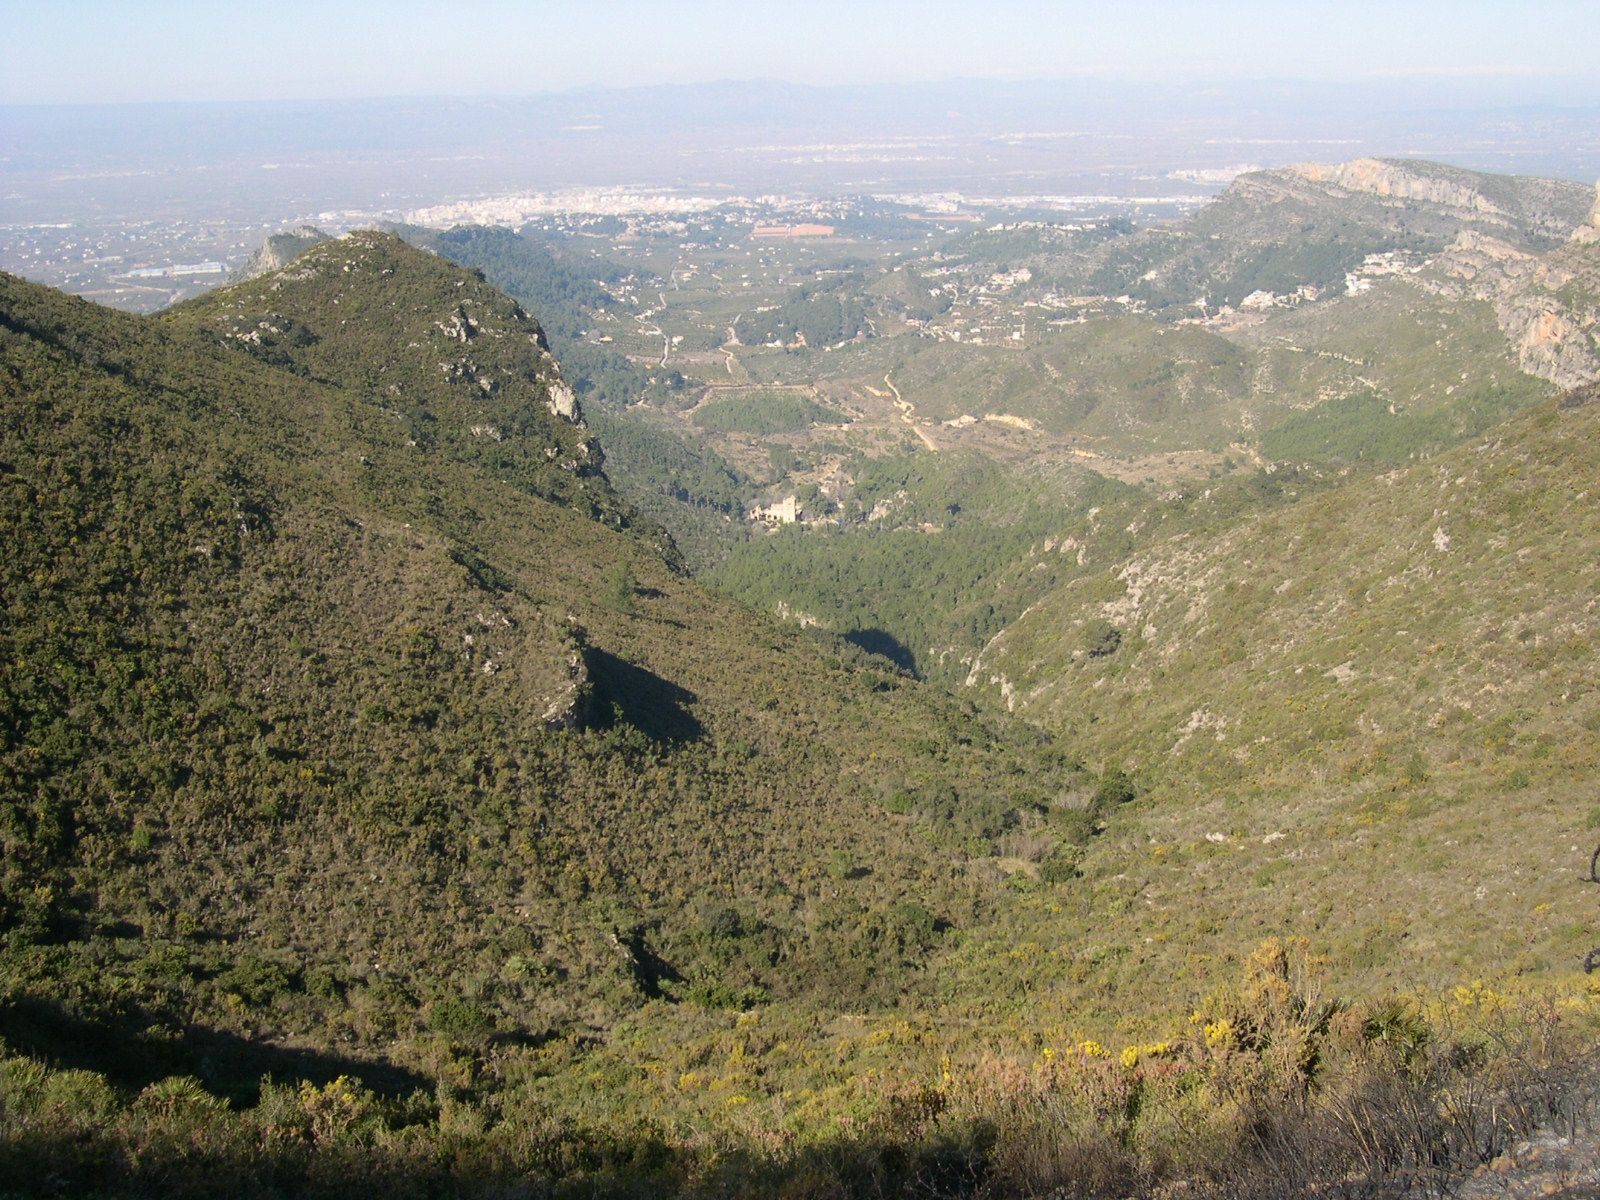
[1428,227,1600,390]
[1277,158,1592,244]
[1291,159,1503,216]
[1570,183,1600,245]
[1512,306,1594,389]
[231,225,332,283]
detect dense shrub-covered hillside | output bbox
[0,242,1089,1106]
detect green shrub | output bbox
[884,789,916,814]
[685,981,769,1010]
[40,1069,120,1124]
[1051,806,1098,847]
[1039,844,1084,884]
[1403,751,1430,786]
[1092,767,1137,809]
[427,997,495,1044]
[694,391,840,435]
[605,560,637,613]
[216,954,297,1007]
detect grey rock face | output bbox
[231,226,333,283]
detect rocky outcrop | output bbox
[1271,158,1594,245]
[1032,158,1590,313]
[1570,182,1600,245]
[546,379,579,420]
[1292,159,1503,216]
[1559,382,1600,410]
[539,620,593,731]
[1427,230,1600,391]
[231,225,332,283]
[1514,309,1585,385]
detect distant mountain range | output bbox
[6,81,1599,179]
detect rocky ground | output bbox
[1458,1130,1600,1199]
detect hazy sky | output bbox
[6,0,1599,106]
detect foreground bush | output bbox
[3,941,1596,1198]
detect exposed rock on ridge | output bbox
[1274,157,1593,245]
[1293,159,1499,217]
[1571,182,1600,245]
[230,224,333,282]
[1425,219,1600,390]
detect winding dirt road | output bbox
[884,374,938,452]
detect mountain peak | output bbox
[176,229,651,536]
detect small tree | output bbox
[1093,766,1137,809]
[1039,843,1084,884]
[605,561,637,614]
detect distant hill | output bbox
[704,163,1600,715]
[712,161,1592,474]
[1029,157,1595,310]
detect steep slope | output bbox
[1233,273,1556,463]
[905,390,1600,1030]
[0,240,1084,1097]
[1423,208,1600,390]
[391,222,754,569]
[176,229,637,535]
[970,390,1600,787]
[959,388,1600,963]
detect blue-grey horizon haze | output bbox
[5,0,1599,107]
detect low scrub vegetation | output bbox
[5,943,1594,1198]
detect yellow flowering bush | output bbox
[297,1075,371,1145]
